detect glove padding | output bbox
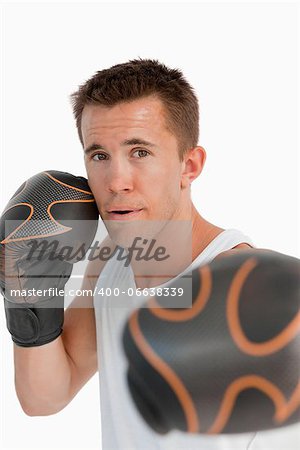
[0,170,99,346]
[122,249,300,434]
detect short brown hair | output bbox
[70,58,199,160]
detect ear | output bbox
[180,146,207,189]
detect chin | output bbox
[104,219,167,249]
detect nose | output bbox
[106,159,134,194]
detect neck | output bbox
[190,204,224,261]
[132,203,224,289]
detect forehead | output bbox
[81,96,171,142]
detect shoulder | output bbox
[84,234,118,290]
[214,242,255,260]
[232,243,253,250]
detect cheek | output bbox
[87,176,98,196]
[147,177,181,210]
[85,162,102,187]
[86,174,105,209]
[146,159,181,186]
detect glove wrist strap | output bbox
[4,296,64,347]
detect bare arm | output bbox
[14,304,97,416]
[14,236,114,416]
[14,240,251,415]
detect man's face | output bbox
[81,96,190,245]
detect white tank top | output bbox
[94,228,260,450]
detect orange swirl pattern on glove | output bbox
[123,250,300,435]
[1,171,96,244]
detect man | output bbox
[3,59,275,449]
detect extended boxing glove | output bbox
[0,170,99,347]
[122,249,300,434]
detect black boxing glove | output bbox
[0,170,99,347]
[122,250,300,434]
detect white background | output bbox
[1,1,299,449]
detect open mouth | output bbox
[112,210,133,215]
[107,209,143,219]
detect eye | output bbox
[132,149,149,158]
[92,153,107,161]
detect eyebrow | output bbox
[84,138,157,155]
